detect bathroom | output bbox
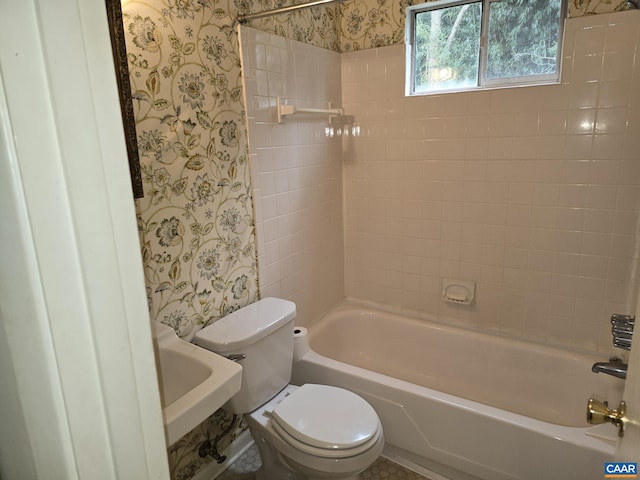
[0,0,638,479]
[111,0,640,477]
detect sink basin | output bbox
[151,321,242,446]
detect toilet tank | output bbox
[194,297,296,414]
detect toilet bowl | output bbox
[247,384,384,479]
[194,298,384,479]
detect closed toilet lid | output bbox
[271,384,380,451]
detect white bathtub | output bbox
[291,302,625,480]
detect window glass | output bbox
[486,0,563,80]
[414,3,482,93]
[407,0,566,95]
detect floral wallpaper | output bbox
[246,1,341,50]
[124,2,258,344]
[339,0,412,51]
[118,0,633,478]
[121,1,257,477]
[339,0,635,51]
[571,0,637,16]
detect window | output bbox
[406,0,567,95]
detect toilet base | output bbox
[253,435,303,480]
[250,425,372,480]
[255,463,302,480]
[280,450,362,480]
[245,385,384,480]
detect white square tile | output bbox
[244,23,640,353]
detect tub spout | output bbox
[592,358,627,379]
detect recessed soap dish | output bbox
[442,278,475,305]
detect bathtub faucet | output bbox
[592,314,635,379]
[592,357,627,380]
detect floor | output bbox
[217,444,430,480]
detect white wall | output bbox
[240,26,345,326]
[242,11,640,353]
[0,1,169,478]
[342,11,640,352]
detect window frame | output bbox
[405,0,568,96]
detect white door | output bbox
[0,0,170,478]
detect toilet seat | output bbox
[272,419,383,459]
[270,384,382,458]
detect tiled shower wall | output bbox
[342,11,640,352]
[240,27,345,326]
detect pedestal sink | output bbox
[151,321,242,446]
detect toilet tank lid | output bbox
[194,297,296,352]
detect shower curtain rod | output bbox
[237,0,346,24]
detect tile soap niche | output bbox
[442,278,475,305]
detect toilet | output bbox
[194,297,384,480]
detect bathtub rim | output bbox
[306,297,621,361]
[297,298,621,451]
[295,348,617,453]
